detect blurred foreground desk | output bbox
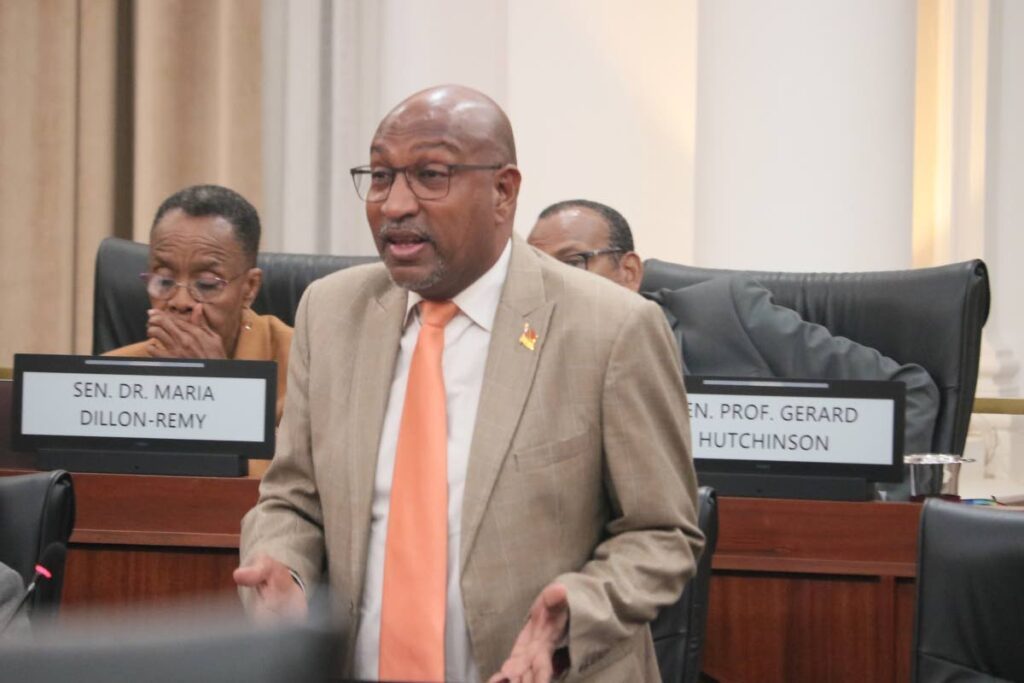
[0,466,259,610]
[1,464,920,681]
[703,497,921,683]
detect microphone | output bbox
[0,542,64,634]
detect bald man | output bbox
[236,88,702,682]
[529,199,940,460]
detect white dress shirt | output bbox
[354,240,512,683]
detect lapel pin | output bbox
[519,322,538,351]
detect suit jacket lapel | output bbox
[344,281,407,593]
[461,238,553,567]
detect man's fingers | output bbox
[531,653,553,683]
[235,556,308,623]
[233,556,275,587]
[491,584,569,683]
[232,564,269,587]
[540,582,568,611]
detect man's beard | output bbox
[376,222,448,293]
[387,256,448,294]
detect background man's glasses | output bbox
[561,249,624,270]
[350,163,502,202]
[139,272,241,303]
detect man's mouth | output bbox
[380,228,433,260]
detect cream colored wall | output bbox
[976,0,1024,480]
[984,0,1024,400]
[260,0,697,263]
[695,0,918,271]
[507,1,697,263]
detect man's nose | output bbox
[380,172,420,219]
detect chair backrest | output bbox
[92,236,379,354]
[651,486,719,683]
[640,260,990,455]
[912,498,1024,682]
[0,470,75,620]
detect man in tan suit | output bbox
[235,85,702,682]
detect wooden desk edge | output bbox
[72,528,241,549]
[714,553,916,578]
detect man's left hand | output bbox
[488,582,570,683]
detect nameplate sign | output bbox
[684,377,903,467]
[12,354,276,457]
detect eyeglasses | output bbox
[560,249,624,270]
[139,272,243,303]
[349,163,503,202]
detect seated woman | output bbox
[105,184,292,427]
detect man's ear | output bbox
[618,252,644,293]
[494,165,522,225]
[242,267,263,307]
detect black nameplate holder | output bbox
[12,354,276,477]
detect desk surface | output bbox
[0,466,260,548]
[714,495,920,577]
[2,464,922,561]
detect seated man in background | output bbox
[104,184,293,426]
[528,199,940,457]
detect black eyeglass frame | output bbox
[349,163,504,202]
[561,248,625,270]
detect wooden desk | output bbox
[704,497,921,683]
[0,467,259,609]
[1,467,921,681]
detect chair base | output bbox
[36,449,247,477]
[697,471,870,501]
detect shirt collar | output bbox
[405,238,512,332]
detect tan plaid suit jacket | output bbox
[240,235,703,681]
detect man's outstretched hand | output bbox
[233,554,308,623]
[488,582,570,683]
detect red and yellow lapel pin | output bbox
[519,322,538,351]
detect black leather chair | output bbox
[92,236,379,354]
[640,260,990,455]
[651,486,719,683]
[0,470,75,621]
[912,498,1024,682]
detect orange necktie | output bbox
[380,300,459,682]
